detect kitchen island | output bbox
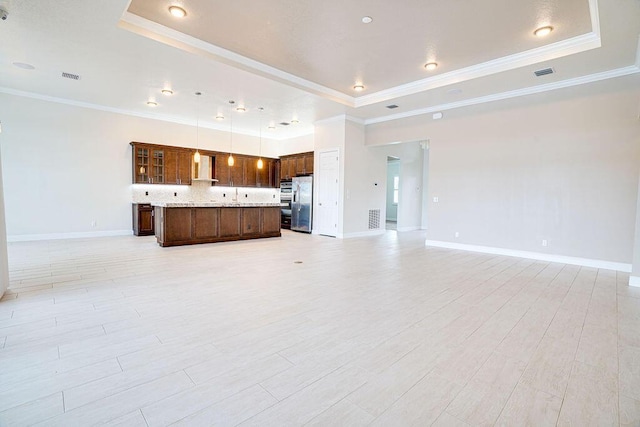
[152,202,282,247]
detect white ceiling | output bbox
[0,0,639,141]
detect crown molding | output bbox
[355,33,601,108]
[119,12,355,107]
[119,1,601,110]
[364,65,640,125]
[0,87,313,141]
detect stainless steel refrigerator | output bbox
[291,175,313,233]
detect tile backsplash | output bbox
[131,181,280,204]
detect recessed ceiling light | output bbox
[146,101,158,107]
[362,16,373,24]
[161,89,173,96]
[424,62,438,71]
[215,115,225,120]
[236,107,246,112]
[534,26,553,37]
[168,6,187,18]
[291,119,300,124]
[268,125,276,130]
[353,84,365,92]
[12,62,35,70]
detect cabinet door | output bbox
[304,153,314,174]
[273,159,281,186]
[194,208,218,239]
[177,151,192,185]
[280,158,290,179]
[257,159,270,187]
[230,156,244,187]
[244,157,258,187]
[164,150,179,185]
[295,156,305,175]
[219,208,241,237]
[134,147,150,183]
[151,149,165,184]
[215,154,230,186]
[241,208,261,235]
[262,207,280,234]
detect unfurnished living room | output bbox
[1,0,640,426]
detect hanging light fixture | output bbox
[194,92,202,164]
[257,107,264,169]
[228,100,235,167]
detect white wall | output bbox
[342,120,386,236]
[278,134,314,156]
[0,93,282,239]
[365,75,640,264]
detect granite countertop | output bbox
[151,202,286,208]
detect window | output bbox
[393,176,399,204]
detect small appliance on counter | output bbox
[291,175,313,233]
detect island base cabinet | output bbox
[155,206,281,247]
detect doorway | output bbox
[386,156,400,231]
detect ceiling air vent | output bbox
[279,122,290,126]
[61,72,81,80]
[534,68,554,77]
[386,104,399,109]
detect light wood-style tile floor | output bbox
[1,230,639,426]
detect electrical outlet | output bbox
[433,196,439,203]
[455,232,459,238]
[542,239,548,247]
[91,220,97,227]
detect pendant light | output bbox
[257,107,264,169]
[194,92,202,164]
[228,100,235,167]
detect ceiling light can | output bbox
[353,84,365,92]
[362,16,373,24]
[12,62,35,70]
[161,89,173,96]
[534,26,553,37]
[146,101,158,107]
[236,107,246,112]
[424,62,438,71]
[168,6,187,18]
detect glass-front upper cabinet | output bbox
[132,143,164,184]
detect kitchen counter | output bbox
[153,203,281,247]
[152,202,284,208]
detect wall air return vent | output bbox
[61,72,81,80]
[534,68,554,77]
[368,209,381,230]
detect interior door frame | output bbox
[313,148,340,237]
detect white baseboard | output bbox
[8,230,133,242]
[424,240,632,272]
[629,276,640,287]
[397,226,420,232]
[342,230,386,239]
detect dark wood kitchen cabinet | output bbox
[154,206,281,247]
[132,203,154,236]
[132,142,193,185]
[132,141,280,188]
[165,149,193,185]
[279,152,314,178]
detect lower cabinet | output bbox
[133,204,154,236]
[155,206,281,247]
